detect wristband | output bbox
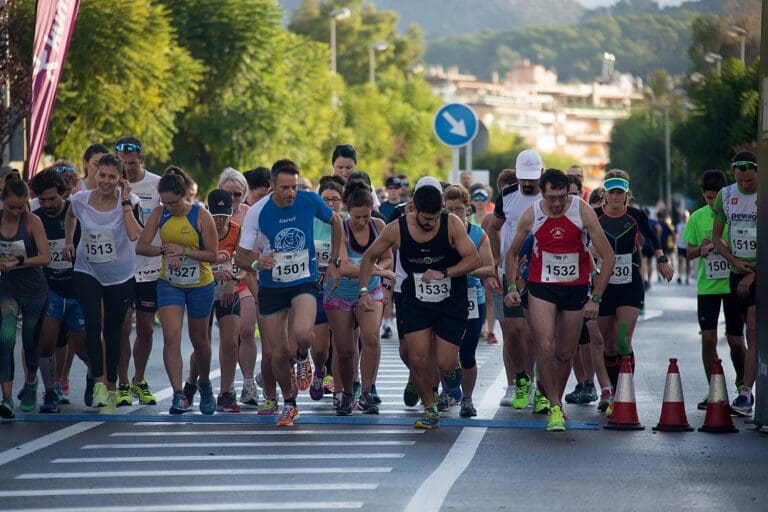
[507,283,517,293]
[251,259,260,271]
[184,247,190,257]
[121,199,132,207]
[359,287,369,297]
[17,255,25,266]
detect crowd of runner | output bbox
[0,139,758,431]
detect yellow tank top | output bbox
[158,204,213,288]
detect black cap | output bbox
[385,176,401,188]
[207,189,233,216]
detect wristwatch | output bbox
[589,294,602,304]
[657,255,669,264]
[333,257,342,268]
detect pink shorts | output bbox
[323,285,384,312]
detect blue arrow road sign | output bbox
[433,103,479,148]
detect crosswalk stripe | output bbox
[3,502,364,511]
[16,467,393,479]
[109,429,421,436]
[53,453,406,463]
[0,483,378,497]
[81,441,416,449]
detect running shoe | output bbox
[54,382,70,405]
[403,379,419,407]
[277,403,299,426]
[183,381,197,408]
[240,379,259,407]
[198,381,216,415]
[414,406,440,429]
[309,368,326,401]
[459,397,477,418]
[19,381,38,413]
[499,385,515,406]
[547,405,566,432]
[512,376,532,409]
[100,391,117,415]
[479,329,489,342]
[337,393,354,416]
[381,326,393,339]
[583,381,598,403]
[731,394,752,417]
[61,379,70,397]
[216,391,241,413]
[91,382,109,408]
[486,333,498,345]
[84,376,94,407]
[370,384,382,404]
[116,383,133,407]
[323,375,334,394]
[131,379,157,405]
[564,383,585,404]
[437,391,458,412]
[257,397,278,416]
[358,392,379,414]
[605,395,615,417]
[0,397,14,420]
[597,389,612,412]
[40,389,60,414]
[533,389,550,415]
[697,397,708,411]
[295,357,312,391]
[169,390,191,415]
[353,381,362,402]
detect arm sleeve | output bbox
[493,193,505,220]
[711,190,727,223]
[632,207,661,251]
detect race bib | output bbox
[467,286,479,319]
[272,250,310,283]
[414,272,451,303]
[315,240,332,267]
[165,256,200,285]
[541,251,579,283]
[83,229,116,263]
[705,252,730,280]
[47,238,72,270]
[731,226,756,259]
[609,253,632,285]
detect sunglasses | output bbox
[115,142,142,153]
[54,165,77,174]
[229,191,243,198]
[732,160,757,171]
[400,182,410,187]
[323,197,342,204]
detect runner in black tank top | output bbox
[355,182,480,429]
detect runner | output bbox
[136,170,218,415]
[79,143,109,192]
[0,175,51,419]
[115,137,161,407]
[593,170,673,413]
[712,151,758,416]
[243,167,271,207]
[357,178,481,429]
[236,159,343,427]
[676,210,691,285]
[443,185,495,417]
[683,169,746,410]
[504,169,615,431]
[30,169,88,413]
[487,150,542,410]
[64,154,141,413]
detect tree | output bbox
[1,0,33,161]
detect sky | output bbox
[575,0,685,6]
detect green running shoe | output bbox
[116,384,132,407]
[91,382,109,408]
[131,379,157,405]
[403,379,419,407]
[512,376,531,409]
[414,406,440,429]
[0,397,14,419]
[19,381,39,413]
[533,389,550,415]
[547,405,566,432]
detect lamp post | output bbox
[368,41,387,85]
[661,101,672,211]
[704,52,723,77]
[729,25,747,64]
[329,7,351,108]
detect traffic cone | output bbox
[653,358,693,432]
[604,356,645,430]
[699,358,738,433]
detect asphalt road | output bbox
[1,279,766,511]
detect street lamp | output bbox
[704,52,723,77]
[329,7,352,108]
[728,26,747,64]
[368,41,387,85]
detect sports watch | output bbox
[589,294,602,304]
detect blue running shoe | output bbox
[169,390,191,415]
[40,389,60,413]
[198,381,216,415]
[731,393,752,417]
[370,384,382,404]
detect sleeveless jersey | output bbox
[327,219,381,299]
[715,183,757,270]
[0,210,47,298]
[159,204,213,288]
[34,202,80,298]
[213,221,241,299]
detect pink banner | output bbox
[28,0,80,177]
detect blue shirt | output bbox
[240,190,333,288]
[467,223,486,305]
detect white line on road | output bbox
[16,467,393,479]
[0,422,102,467]
[0,483,378,497]
[82,440,415,449]
[109,429,422,436]
[2,503,364,512]
[53,453,406,463]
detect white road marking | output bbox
[3,503,363,512]
[16,467,393,479]
[82,440,415,449]
[53,453,405,463]
[0,483,378,497]
[109,429,422,436]
[0,422,102,467]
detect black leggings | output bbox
[74,272,134,383]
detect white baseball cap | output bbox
[515,149,543,180]
[415,176,442,191]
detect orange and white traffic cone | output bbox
[653,358,693,432]
[699,358,738,433]
[604,356,645,430]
